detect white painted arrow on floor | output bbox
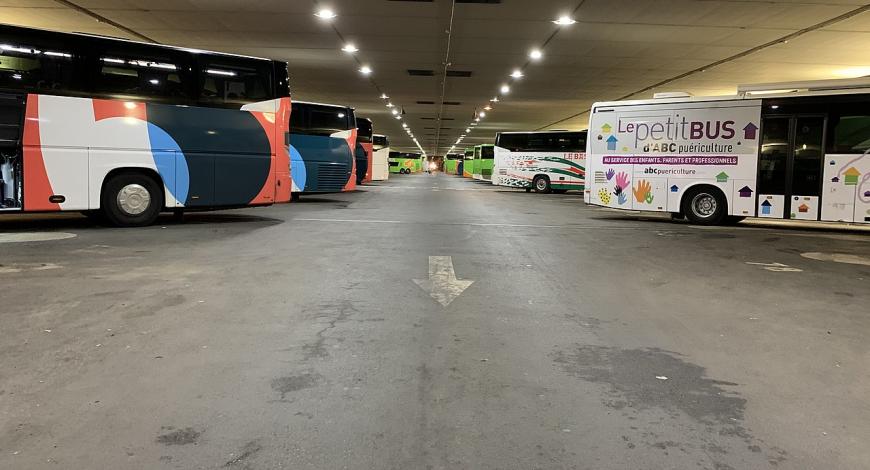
[413,256,474,307]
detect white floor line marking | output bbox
[295,218,403,224]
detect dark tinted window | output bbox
[829,114,870,154]
[290,103,306,131]
[197,56,272,106]
[357,118,373,142]
[373,135,388,147]
[792,117,824,197]
[481,146,494,159]
[309,106,351,135]
[497,132,586,152]
[759,117,789,195]
[0,36,80,94]
[96,44,190,101]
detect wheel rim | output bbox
[536,178,547,191]
[117,183,151,216]
[690,193,717,218]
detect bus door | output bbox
[757,115,825,220]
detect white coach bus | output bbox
[585,78,870,225]
[371,134,390,181]
[493,130,587,193]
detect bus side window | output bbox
[308,107,350,136]
[0,39,79,94]
[197,57,272,107]
[290,103,307,134]
[828,114,870,154]
[95,45,191,102]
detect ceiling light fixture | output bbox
[465,128,471,133]
[391,109,398,115]
[500,84,510,94]
[386,102,394,108]
[510,69,524,79]
[529,49,543,60]
[315,8,337,20]
[484,105,491,111]
[395,115,401,120]
[359,65,372,75]
[478,111,486,118]
[380,93,389,99]
[553,15,576,25]
[342,43,358,53]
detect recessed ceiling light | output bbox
[315,8,337,20]
[465,128,470,132]
[395,115,402,120]
[391,109,399,115]
[484,105,491,111]
[386,102,394,108]
[342,43,358,53]
[553,15,576,25]
[359,65,372,75]
[380,93,389,99]
[491,97,499,102]
[510,69,524,79]
[402,123,408,128]
[529,49,543,60]
[474,117,480,122]
[479,111,486,118]
[500,84,510,94]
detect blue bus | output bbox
[289,101,357,199]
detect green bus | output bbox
[444,153,462,175]
[389,151,421,174]
[463,147,475,178]
[473,144,494,181]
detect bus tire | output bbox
[101,171,163,227]
[681,185,726,225]
[533,175,551,194]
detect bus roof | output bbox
[1,22,277,63]
[292,100,355,110]
[497,130,586,135]
[591,78,870,111]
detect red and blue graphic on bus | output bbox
[22,94,290,211]
[289,129,357,194]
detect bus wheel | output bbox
[681,185,726,225]
[101,172,163,227]
[533,175,551,194]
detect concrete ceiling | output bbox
[4,0,870,154]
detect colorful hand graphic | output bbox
[605,168,615,181]
[633,179,652,203]
[617,192,628,205]
[598,188,611,205]
[615,172,630,190]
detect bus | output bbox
[473,144,494,181]
[356,117,373,184]
[463,147,475,178]
[444,153,462,175]
[0,24,291,226]
[289,101,357,197]
[493,131,587,193]
[585,78,870,226]
[371,134,389,181]
[389,151,420,174]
